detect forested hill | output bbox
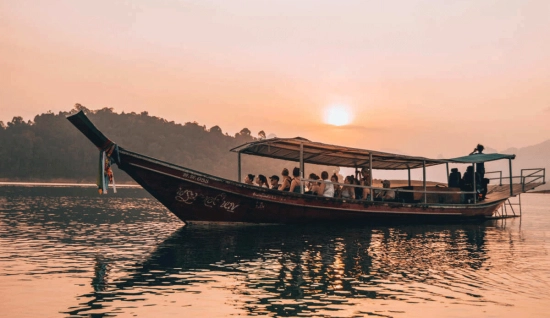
[0,105,337,183]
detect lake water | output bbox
[1,185,549,318]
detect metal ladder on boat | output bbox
[492,194,522,219]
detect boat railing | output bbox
[299,169,545,204]
[521,168,546,192]
[485,171,503,186]
[485,169,545,192]
[299,178,477,204]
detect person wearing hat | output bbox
[269,175,280,190]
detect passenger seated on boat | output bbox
[289,167,302,193]
[462,166,482,189]
[256,174,269,188]
[306,173,320,194]
[374,180,395,201]
[244,174,255,185]
[448,168,461,188]
[339,175,355,199]
[462,166,482,201]
[278,168,292,191]
[319,171,335,197]
[353,175,362,199]
[360,167,372,200]
[331,173,341,198]
[269,175,280,190]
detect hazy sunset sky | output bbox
[1,0,549,157]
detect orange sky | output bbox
[1,0,549,158]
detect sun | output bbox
[324,104,352,126]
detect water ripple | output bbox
[1,187,549,317]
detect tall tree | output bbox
[258,130,266,140]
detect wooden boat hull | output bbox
[118,150,504,224]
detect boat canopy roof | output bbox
[230,138,515,170]
[448,153,515,163]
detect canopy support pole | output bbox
[369,153,373,201]
[237,152,241,182]
[473,163,477,204]
[446,163,449,185]
[509,158,513,197]
[300,142,304,194]
[408,168,411,187]
[423,161,427,204]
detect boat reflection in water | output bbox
[67,222,502,317]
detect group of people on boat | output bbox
[448,144,488,201]
[244,166,395,201]
[333,169,394,201]
[243,144,490,203]
[244,168,299,192]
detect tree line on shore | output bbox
[0,104,338,183]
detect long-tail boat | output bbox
[67,111,546,224]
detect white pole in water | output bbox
[237,152,241,182]
[423,161,427,204]
[300,142,304,194]
[369,153,373,201]
[509,158,513,197]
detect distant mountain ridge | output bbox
[501,139,550,157]
[500,139,550,190]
